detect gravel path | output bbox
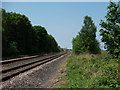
[0,52,69,89]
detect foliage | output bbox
[2,9,60,58]
[72,16,101,55]
[59,53,119,88]
[46,34,60,52]
[72,35,83,54]
[100,2,120,58]
[33,25,48,53]
[33,26,60,53]
[2,9,37,56]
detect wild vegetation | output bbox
[2,9,60,59]
[56,1,120,88]
[58,52,119,88]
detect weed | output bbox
[58,53,119,88]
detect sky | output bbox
[1,0,119,2]
[2,2,111,49]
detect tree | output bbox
[72,35,83,54]
[33,25,60,53]
[100,2,120,58]
[2,9,60,58]
[47,35,60,52]
[72,16,101,54]
[2,9,37,57]
[33,25,48,53]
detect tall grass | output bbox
[59,53,119,88]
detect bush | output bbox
[59,54,119,88]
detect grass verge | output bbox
[57,53,120,88]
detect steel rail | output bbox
[0,52,66,82]
[1,53,54,65]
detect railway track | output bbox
[0,52,66,82]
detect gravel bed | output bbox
[0,53,69,89]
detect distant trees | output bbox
[2,9,60,58]
[100,2,120,58]
[33,25,48,53]
[33,25,60,53]
[72,16,101,55]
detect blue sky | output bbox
[2,2,110,49]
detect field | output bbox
[56,51,120,88]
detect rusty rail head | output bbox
[0,52,65,65]
[0,53,59,64]
[0,55,40,64]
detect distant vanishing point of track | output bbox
[0,52,67,82]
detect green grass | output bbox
[58,53,120,88]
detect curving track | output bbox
[0,52,66,82]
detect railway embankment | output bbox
[0,52,70,88]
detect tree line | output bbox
[2,9,60,58]
[72,1,120,58]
